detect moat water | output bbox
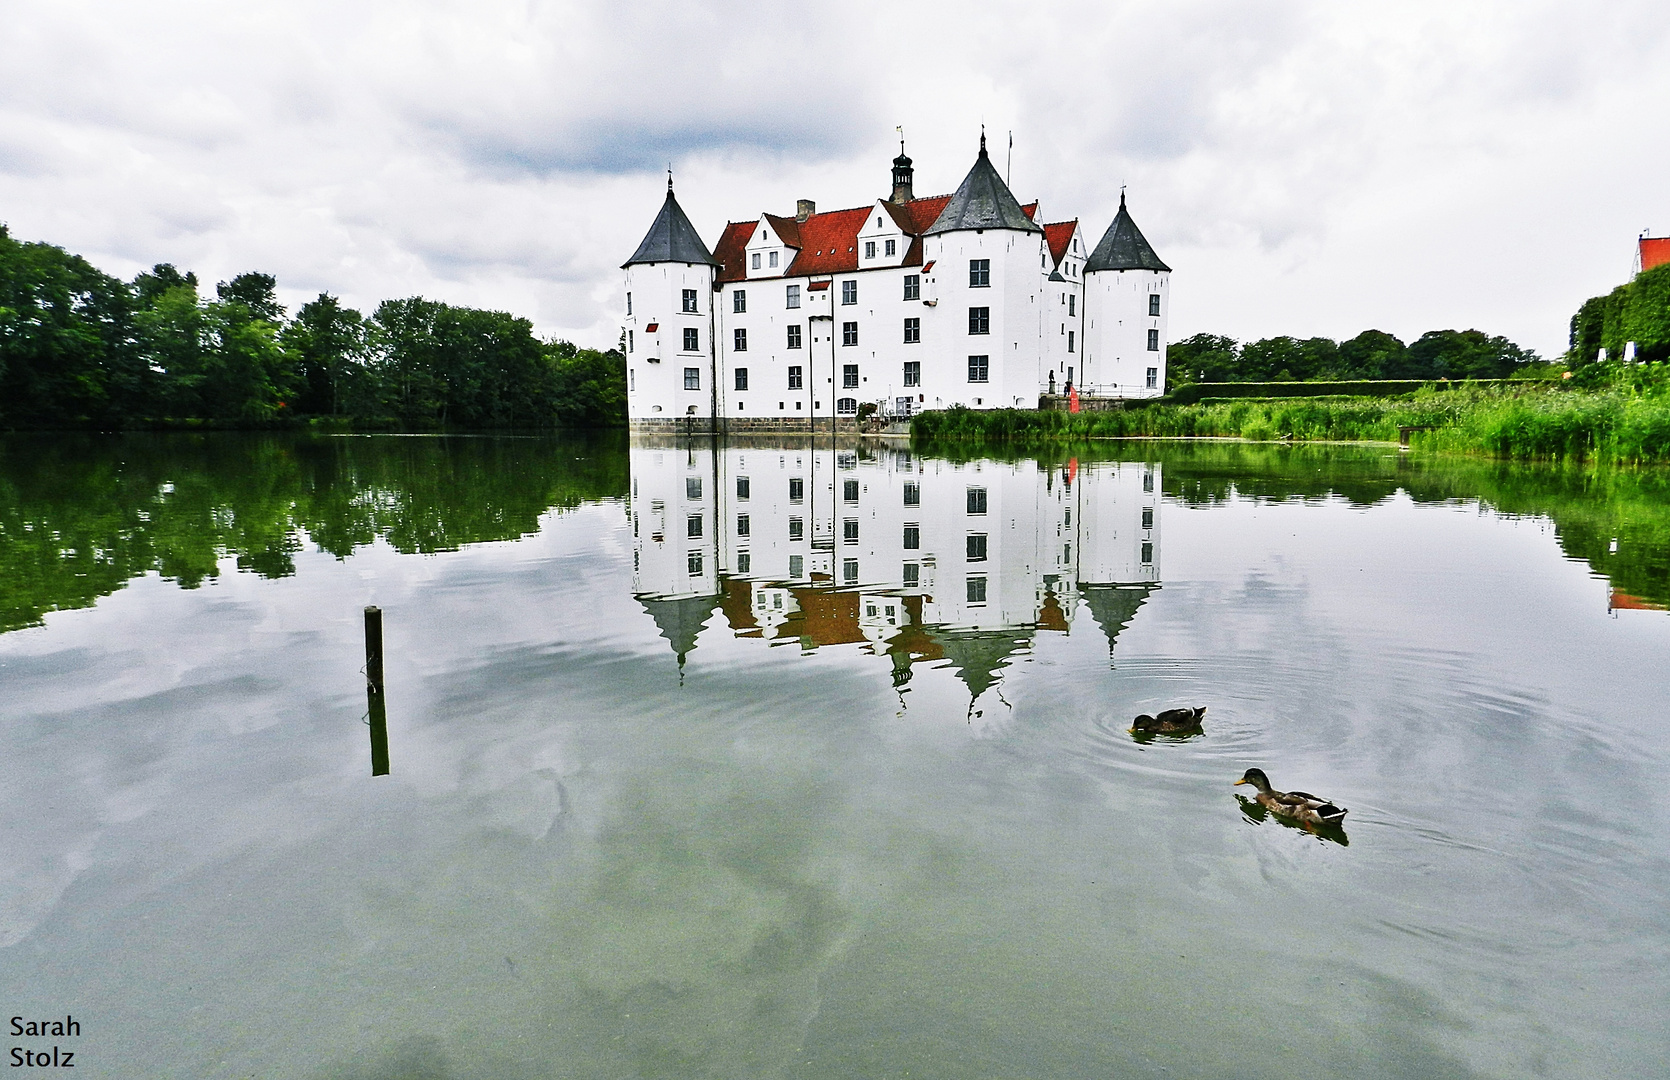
[1,432,1667,1079]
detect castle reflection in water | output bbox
[630,437,1160,702]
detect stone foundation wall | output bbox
[1038,394,1139,413]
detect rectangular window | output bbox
[684,366,700,389]
[737,551,751,574]
[751,252,761,270]
[769,251,779,268]
[903,524,920,550]
[686,477,702,500]
[967,486,988,514]
[733,328,747,352]
[789,476,804,502]
[1143,470,1154,493]
[843,479,859,502]
[626,292,632,315]
[683,328,699,352]
[1146,367,1159,389]
[843,363,858,388]
[1142,507,1154,530]
[842,280,857,305]
[682,289,698,313]
[686,514,703,538]
[903,317,920,343]
[903,562,920,586]
[843,321,858,347]
[968,307,989,335]
[967,354,989,383]
[885,238,896,257]
[1068,294,1075,316]
[788,365,803,389]
[967,576,987,603]
[966,533,987,562]
[789,554,804,577]
[1141,541,1154,565]
[786,284,801,308]
[1067,330,1075,353]
[864,241,876,259]
[737,513,750,537]
[903,360,921,386]
[789,516,804,540]
[903,274,920,300]
[969,259,990,287]
[843,518,858,543]
[628,330,634,353]
[786,324,802,349]
[737,476,751,499]
[629,368,635,390]
[843,558,859,583]
[903,481,920,506]
[688,551,703,575]
[836,397,858,415]
[734,367,748,390]
[1149,294,1161,316]
[1147,329,1160,351]
[733,290,746,313]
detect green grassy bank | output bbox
[912,379,1670,463]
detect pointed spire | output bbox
[923,135,1042,236]
[1085,192,1169,272]
[623,181,717,268]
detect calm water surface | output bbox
[2,433,1668,1079]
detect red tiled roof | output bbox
[1021,201,1039,221]
[806,280,830,291]
[712,220,755,284]
[1642,237,1670,273]
[1043,220,1077,266]
[764,213,802,249]
[708,193,999,284]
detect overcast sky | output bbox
[2,0,1666,359]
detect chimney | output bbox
[796,199,815,222]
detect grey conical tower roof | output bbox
[622,183,717,268]
[639,594,719,665]
[928,627,1031,701]
[1086,193,1169,272]
[923,135,1042,236]
[1080,584,1156,653]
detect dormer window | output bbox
[769,251,778,268]
[865,241,876,259]
[885,239,896,257]
[752,253,761,270]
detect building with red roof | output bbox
[621,137,1171,430]
[1640,236,1670,275]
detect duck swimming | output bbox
[1129,707,1206,734]
[1233,768,1347,826]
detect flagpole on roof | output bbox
[1007,131,1013,187]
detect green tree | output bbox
[1336,330,1406,379]
[281,294,371,415]
[1238,336,1340,381]
[1399,329,1536,380]
[1164,334,1239,385]
[0,226,137,427]
[549,341,627,427]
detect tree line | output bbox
[1164,327,1544,387]
[0,224,626,429]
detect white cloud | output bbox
[1,0,1666,356]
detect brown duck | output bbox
[1233,768,1347,826]
[1129,707,1206,734]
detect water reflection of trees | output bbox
[972,440,1670,609]
[0,432,627,632]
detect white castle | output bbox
[622,136,1172,431]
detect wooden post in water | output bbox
[365,605,390,776]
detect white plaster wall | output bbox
[625,261,716,420]
[1082,269,1170,398]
